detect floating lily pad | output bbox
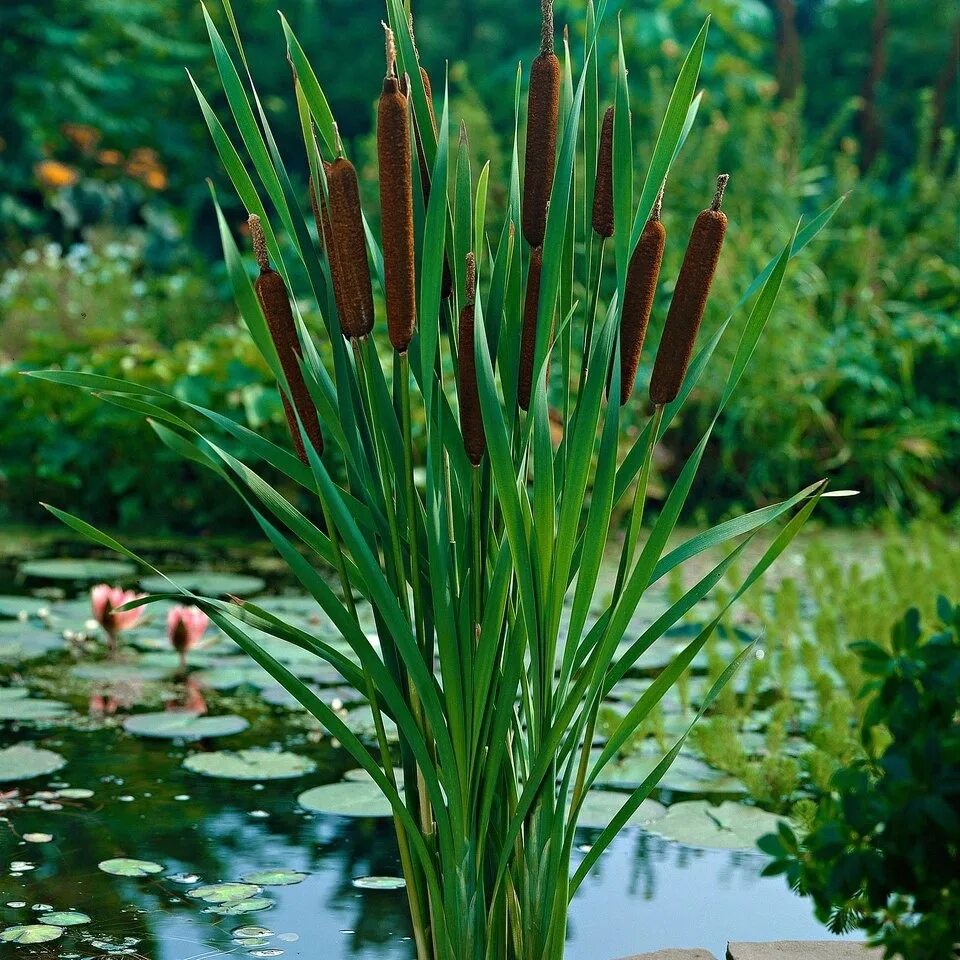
[206,896,274,916]
[98,858,164,877]
[0,596,49,619]
[139,572,265,598]
[42,911,91,927]
[183,749,316,781]
[0,687,29,701]
[241,870,307,886]
[71,663,171,683]
[123,712,248,740]
[352,876,406,890]
[57,787,94,800]
[0,745,66,782]
[648,800,785,850]
[343,705,398,741]
[591,750,746,796]
[297,779,393,818]
[194,667,258,691]
[0,627,63,664]
[575,790,667,829]
[0,924,63,943]
[188,882,261,904]
[0,697,71,722]
[19,558,136,583]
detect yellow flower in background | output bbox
[97,149,124,166]
[35,159,79,189]
[62,123,100,152]
[144,169,167,190]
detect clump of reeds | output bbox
[518,244,544,411]
[458,252,485,465]
[619,185,666,404]
[378,24,417,352]
[592,105,615,239]
[310,149,374,340]
[649,174,729,405]
[248,214,324,461]
[522,0,560,248]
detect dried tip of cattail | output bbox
[592,106,615,238]
[248,214,270,272]
[651,181,666,222]
[465,252,476,304]
[540,0,555,55]
[382,22,397,77]
[648,177,729,406]
[711,174,730,211]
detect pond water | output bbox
[0,538,858,959]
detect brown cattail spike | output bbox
[248,215,324,462]
[378,30,417,353]
[522,0,560,248]
[592,106,615,238]
[459,252,485,465]
[649,175,730,405]
[518,245,545,411]
[311,158,374,340]
[619,191,665,404]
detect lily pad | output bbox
[0,596,50,619]
[183,749,316,781]
[57,787,94,800]
[0,687,30,701]
[123,712,249,740]
[139,572,265,598]
[0,697,71,722]
[0,745,67,782]
[98,858,164,877]
[18,558,136,583]
[648,800,785,850]
[72,663,172,683]
[0,924,63,943]
[43,911,91,927]
[187,882,261,904]
[591,750,747,796]
[194,667,258,691]
[575,790,668,829]
[343,705,398,742]
[241,870,307,886]
[352,876,406,890]
[206,896,274,916]
[297,779,393,818]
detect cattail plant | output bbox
[37,6,845,960]
[458,253,484,465]
[249,214,324,461]
[518,244,544,411]
[522,0,561,247]
[650,174,729,405]
[592,105,615,239]
[619,185,666,404]
[378,24,417,352]
[310,151,374,339]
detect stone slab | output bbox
[726,942,884,960]
[615,951,718,960]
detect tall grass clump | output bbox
[32,2,847,957]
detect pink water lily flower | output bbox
[167,605,209,671]
[90,584,145,655]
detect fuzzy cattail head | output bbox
[459,252,485,465]
[310,158,374,340]
[649,175,729,406]
[518,245,544,412]
[378,29,417,353]
[248,214,324,461]
[619,192,665,404]
[592,105,615,238]
[522,0,560,248]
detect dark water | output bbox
[0,540,853,959]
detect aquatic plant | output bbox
[89,584,143,657]
[166,605,209,672]
[31,1,847,957]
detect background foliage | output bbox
[1,0,957,532]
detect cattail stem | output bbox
[458,254,485,466]
[649,175,729,405]
[248,214,324,463]
[379,28,418,353]
[619,187,666,404]
[523,5,561,248]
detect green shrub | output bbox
[761,600,960,960]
